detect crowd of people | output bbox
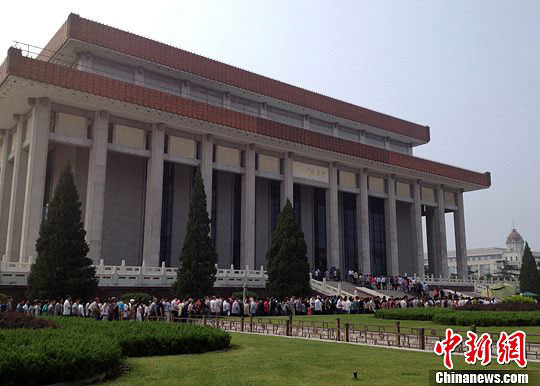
[312,269,429,296]
[0,288,502,321]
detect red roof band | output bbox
[1,48,490,187]
[39,13,430,143]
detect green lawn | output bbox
[107,332,539,386]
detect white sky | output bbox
[1,0,538,250]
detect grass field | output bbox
[107,332,540,386]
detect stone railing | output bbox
[0,255,518,292]
[418,274,518,293]
[310,278,355,298]
[0,256,267,288]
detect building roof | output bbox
[446,247,506,258]
[0,48,492,188]
[39,13,431,143]
[506,228,524,243]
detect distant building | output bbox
[445,229,540,278]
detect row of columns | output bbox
[0,99,51,263]
[0,101,468,280]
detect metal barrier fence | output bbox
[148,315,540,360]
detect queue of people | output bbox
[1,289,500,322]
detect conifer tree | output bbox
[519,243,540,294]
[266,200,310,297]
[174,169,217,298]
[27,164,97,300]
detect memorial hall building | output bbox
[0,14,491,285]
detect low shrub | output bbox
[504,295,536,304]
[0,293,9,303]
[0,312,58,329]
[433,311,540,327]
[121,292,153,303]
[375,307,453,321]
[0,316,231,385]
[459,302,540,312]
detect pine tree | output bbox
[27,163,97,300]
[266,199,311,297]
[519,243,540,294]
[174,169,217,298]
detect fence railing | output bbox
[147,315,540,360]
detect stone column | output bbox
[241,144,256,269]
[454,190,468,280]
[280,152,293,208]
[200,134,213,216]
[134,67,144,86]
[385,175,399,275]
[411,180,425,277]
[77,52,94,72]
[326,163,340,270]
[435,186,448,278]
[260,103,268,118]
[84,110,109,265]
[303,115,310,130]
[425,207,438,276]
[357,169,370,275]
[359,131,366,144]
[0,132,12,256]
[223,92,231,109]
[5,115,28,262]
[142,123,165,267]
[19,98,51,262]
[181,80,190,98]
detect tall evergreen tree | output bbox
[27,164,97,300]
[519,243,540,294]
[174,169,217,298]
[266,200,310,297]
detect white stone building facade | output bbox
[0,14,491,287]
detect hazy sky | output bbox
[1,1,538,250]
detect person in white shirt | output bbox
[222,299,230,316]
[231,299,239,316]
[314,297,322,314]
[63,297,72,316]
[336,297,343,314]
[344,297,352,313]
[77,301,85,317]
[71,300,79,316]
[209,298,216,316]
[170,298,178,320]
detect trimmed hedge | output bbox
[503,295,536,304]
[375,307,453,321]
[121,292,153,303]
[459,302,540,312]
[375,307,540,326]
[433,311,540,327]
[0,317,231,385]
[0,312,58,329]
